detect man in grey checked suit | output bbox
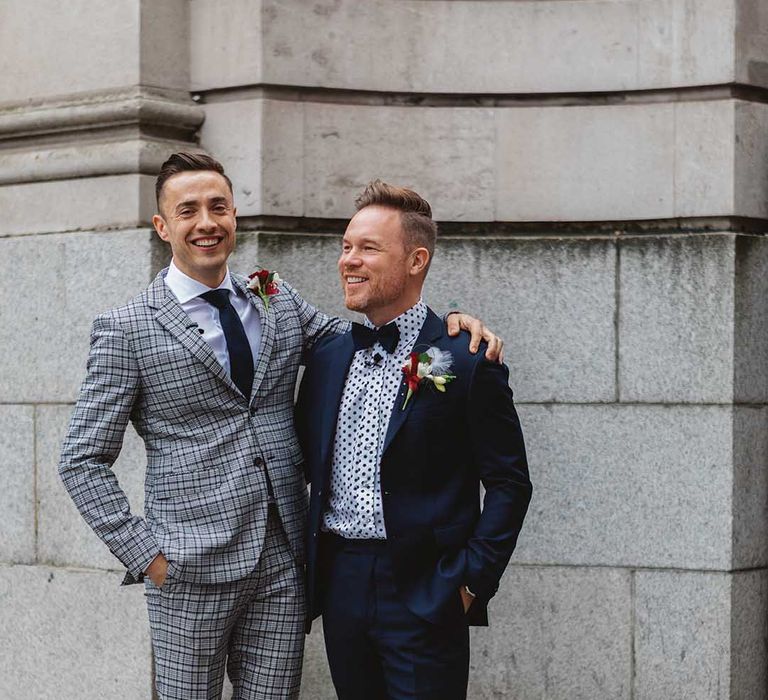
[59,152,501,699]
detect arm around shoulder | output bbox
[280,281,351,355]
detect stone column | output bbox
[3,1,768,698]
[0,1,201,697]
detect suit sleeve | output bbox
[58,314,159,582]
[280,282,351,355]
[463,358,532,601]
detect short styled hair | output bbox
[354,180,437,269]
[155,152,233,211]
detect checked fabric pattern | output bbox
[145,507,305,700]
[59,269,350,586]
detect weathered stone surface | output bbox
[200,98,496,220]
[674,100,735,217]
[0,564,152,699]
[201,98,747,222]
[0,175,155,236]
[0,136,198,187]
[245,233,617,403]
[514,405,733,570]
[731,407,768,569]
[619,235,735,403]
[634,570,768,700]
[428,237,616,403]
[303,103,496,221]
[735,100,768,220]
[469,565,631,700]
[139,0,189,91]
[0,0,140,103]
[0,230,155,403]
[736,0,768,90]
[36,406,147,571]
[730,569,768,699]
[733,235,768,404]
[0,407,34,564]
[201,99,304,216]
[301,621,336,700]
[497,101,741,222]
[190,0,737,94]
[0,0,189,104]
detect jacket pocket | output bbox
[433,519,474,552]
[152,467,226,500]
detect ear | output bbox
[409,247,430,276]
[152,214,169,242]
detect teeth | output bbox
[193,239,219,247]
[347,276,366,283]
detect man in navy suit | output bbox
[296,180,532,699]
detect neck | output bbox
[366,292,422,327]
[173,259,228,288]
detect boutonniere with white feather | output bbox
[401,347,456,409]
[247,268,281,310]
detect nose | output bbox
[197,207,217,232]
[340,250,361,269]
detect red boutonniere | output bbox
[247,268,281,310]
[401,347,456,409]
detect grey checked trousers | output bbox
[145,507,305,699]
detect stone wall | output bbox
[2,1,767,698]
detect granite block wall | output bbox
[2,1,767,698]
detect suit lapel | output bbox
[232,274,274,405]
[318,333,356,474]
[382,309,444,455]
[148,272,239,394]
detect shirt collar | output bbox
[164,260,235,304]
[364,299,427,340]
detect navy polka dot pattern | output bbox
[322,301,428,539]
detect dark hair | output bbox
[155,152,233,210]
[354,180,437,270]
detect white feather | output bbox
[425,347,453,375]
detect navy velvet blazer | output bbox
[296,308,532,628]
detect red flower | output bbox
[247,268,281,309]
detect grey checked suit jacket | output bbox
[59,269,349,585]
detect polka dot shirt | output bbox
[322,301,428,539]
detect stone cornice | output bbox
[0,88,204,141]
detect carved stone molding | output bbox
[0,88,205,185]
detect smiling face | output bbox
[152,170,237,287]
[338,205,430,326]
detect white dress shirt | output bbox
[164,260,262,375]
[322,301,428,539]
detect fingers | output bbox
[484,335,504,364]
[446,311,461,336]
[468,319,483,353]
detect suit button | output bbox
[383,491,390,496]
[313,533,317,538]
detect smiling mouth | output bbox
[191,237,223,249]
[346,275,368,285]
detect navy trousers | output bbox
[320,535,469,700]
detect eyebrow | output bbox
[174,196,229,211]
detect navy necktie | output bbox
[200,289,254,399]
[351,321,400,354]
